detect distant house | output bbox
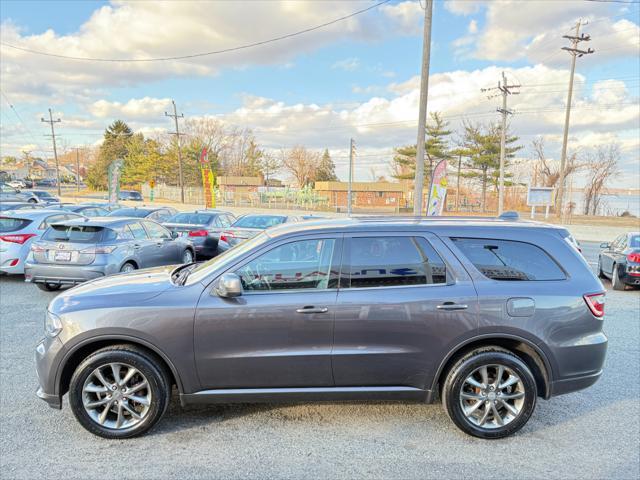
[314,181,408,211]
[216,176,263,204]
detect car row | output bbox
[598,231,640,290]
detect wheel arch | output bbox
[56,335,183,398]
[431,334,553,401]
[119,258,139,270]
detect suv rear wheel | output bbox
[442,347,537,439]
[68,345,170,439]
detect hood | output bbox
[49,265,176,315]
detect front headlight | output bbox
[45,311,62,337]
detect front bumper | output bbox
[35,336,65,409]
[24,262,114,285]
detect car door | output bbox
[141,220,179,265]
[332,232,478,389]
[193,234,342,389]
[125,221,155,268]
[601,235,622,275]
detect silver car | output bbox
[0,209,85,275]
[24,217,195,291]
[219,214,301,249]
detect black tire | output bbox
[182,249,194,264]
[611,264,627,291]
[68,345,171,439]
[597,257,607,279]
[442,347,537,439]
[120,262,137,273]
[36,282,61,292]
[28,198,37,204]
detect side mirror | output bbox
[214,273,243,298]
[171,231,179,239]
[600,242,610,249]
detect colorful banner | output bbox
[426,159,448,216]
[199,148,216,208]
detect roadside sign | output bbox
[527,186,554,219]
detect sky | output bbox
[0,0,639,187]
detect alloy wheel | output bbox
[82,362,152,430]
[183,250,193,263]
[459,364,525,429]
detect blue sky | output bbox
[1,0,638,185]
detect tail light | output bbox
[80,246,117,254]
[627,253,640,263]
[584,292,605,318]
[9,259,19,267]
[220,231,234,243]
[188,230,208,237]
[0,233,36,244]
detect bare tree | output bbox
[531,137,579,188]
[281,146,321,187]
[583,144,620,216]
[261,153,281,186]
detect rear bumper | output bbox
[24,262,115,285]
[0,244,27,274]
[550,370,603,396]
[621,270,640,286]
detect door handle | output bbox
[296,306,329,314]
[133,244,142,250]
[437,302,468,311]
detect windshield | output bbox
[232,215,286,229]
[34,191,54,198]
[630,235,640,248]
[167,213,213,225]
[186,232,269,285]
[43,225,106,243]
[108,209,148,218]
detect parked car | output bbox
[219,214,301,249]
[25,190,60,204]
[7,180,26,189]
[48,204,111,217]
[107,206,177,223]
[35,179,57,187]
[162,210,236,259]
[597,231,640,290]
[118,190,143,201]
[0,183,39,203]
[0,210,85,275]
[35,215,607,439]
[25,217,195,291]
[79,202,124,212]
[0,202,41,212]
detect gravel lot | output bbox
[1,241,638,480]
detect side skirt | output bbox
[180,386,430,406]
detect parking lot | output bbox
[0,240,638,479]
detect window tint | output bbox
[347,236,447,288]
[143,221,170,239]
[43,225,104,243]
[630,235,640,248]
[451,238,565,281]
[38,214,67,229]
[235,238,336,291]
[118,227,133,240]
[169,212,214,225]
[233,215,286,229]
[127,222,148,240]
[109,208,148,218]
[0,217,31,232]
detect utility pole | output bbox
[413,0,433,216]
[456,153,462,212]
[348,138,355,216]
[556,20,594,218]
[75,147,81,193]
[41,108,62,196]
[165,100,185,203]
[482,72,520,214]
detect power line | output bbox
[0,1,391,63]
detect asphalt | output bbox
[0,241,638,479]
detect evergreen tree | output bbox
[86,120,133,190]
[316,149,338,182]
[391,112,452,185]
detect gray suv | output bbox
[35,216,607,439]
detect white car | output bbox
[7,180,26,189]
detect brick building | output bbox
[314,181,408,212]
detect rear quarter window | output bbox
[451,237,566,281]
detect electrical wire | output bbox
[0,0,392,63]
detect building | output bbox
[216,176,263,204]
[314,181,408,212]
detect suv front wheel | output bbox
[442,347,537,439]
[68,345,170,439]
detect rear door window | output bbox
[127,222,148,240]
[346,236,447,288]
[143,221,171,239]
[451,238,566,281]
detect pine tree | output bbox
[316,149,338,182]
[86,120,133,190]
[391,112,452,186]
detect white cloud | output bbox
[444,0,483,16]
[89,97,173,121]
[468,20,478,34]
[380,1,423,36]
[332,57,360,71]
